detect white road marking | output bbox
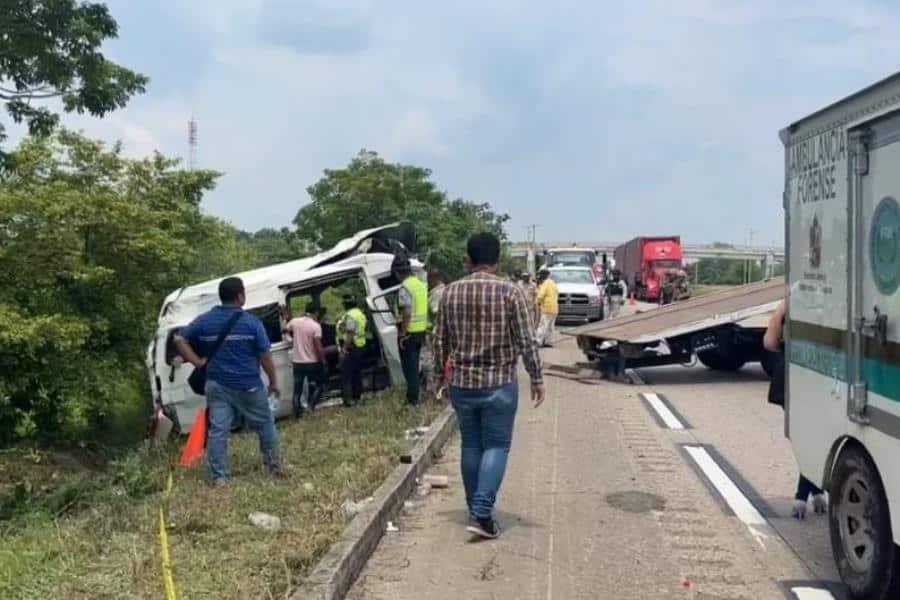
[642,393,685,430]
[625,368,645,385]
[545,390,561,600]
[683,445,769,548]
[791,587,836,600]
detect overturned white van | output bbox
[146,223,423,431]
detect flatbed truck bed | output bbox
[565,278,784,380]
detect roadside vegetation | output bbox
[1,391,443,599]
[0,2,499,598]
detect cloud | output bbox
[26,0,900,246]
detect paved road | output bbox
[348,329,838,599]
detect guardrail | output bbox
[508,241,784,262]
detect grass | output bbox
[0,390,443,599]
[691,284,735,298]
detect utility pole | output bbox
[748,228,755,284]
[525,224,539,278]
[187,115,198,171]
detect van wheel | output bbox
[697,348,746,371]
[829,445,900,600]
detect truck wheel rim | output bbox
[839,473,875,573]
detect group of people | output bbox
[512,268,560,347]
[171,254,435,486]
[172,232,548,543]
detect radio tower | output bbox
[187,116,198,170]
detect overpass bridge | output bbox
[508,241,784,263]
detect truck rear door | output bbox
[844,110,900,539]
[784,121,851,486]
[847,112,900,435]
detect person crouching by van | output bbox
[392,254,429,406]
[337,295,367,407]
[763,298,827,519]
[282,302,327,417]
[174,276,283,485]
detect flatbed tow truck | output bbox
[565,278,783,381]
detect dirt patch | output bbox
[605,490,666,514]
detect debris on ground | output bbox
[302,482,315,492]
[415,480,432,497]
[422,474,449,488]
[404,426,430,441]
[341,496,375,517]
[248,512,282,531]
[386,521,399,533]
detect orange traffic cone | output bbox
[178,407,207,466]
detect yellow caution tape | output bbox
[158,470,177,600]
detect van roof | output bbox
[156,223,419,329]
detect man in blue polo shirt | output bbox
[175,276,282,485]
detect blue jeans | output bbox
[206,380,280,481]
[450,381,518,519]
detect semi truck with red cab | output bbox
[614,236,683,302]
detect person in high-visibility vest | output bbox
[337,294,367,407]
[392,254,428,406]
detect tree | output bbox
[0,0,147,152]
[295,150,509,280]
[0,131,254,444]
[242,227,315,267]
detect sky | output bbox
[22,0,900,246]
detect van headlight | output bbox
[589,294,602,304]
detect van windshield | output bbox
[547,251,596,266]
[549,269,595,284]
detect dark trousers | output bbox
[340,346,364,405]
[796,475,823,501]
[400,332,425,405]
[292,362,325,415]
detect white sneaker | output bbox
[792,499,808,520]
[812,494,827,515]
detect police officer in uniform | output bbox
[604,269,627,319]
[392,254,428,406]
[337,294,367,406]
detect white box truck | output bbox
[782,73,900,599]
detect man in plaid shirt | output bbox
[433,232,545,539]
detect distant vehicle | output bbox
[614,236,684,302]
[547,266,603,323]
[147,223,423,432]
[782,72,900,600]
[544,246,603,280]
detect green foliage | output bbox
[0,1,147,152]
[685,245,770,285]
[0,131,254,445]
[242,227,314,267]
[295,150,509,280]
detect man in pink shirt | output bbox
[282,303,327,417]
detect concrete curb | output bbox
[294,405,457,600]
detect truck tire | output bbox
[829,445,900,600]
[697,348,746,371]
